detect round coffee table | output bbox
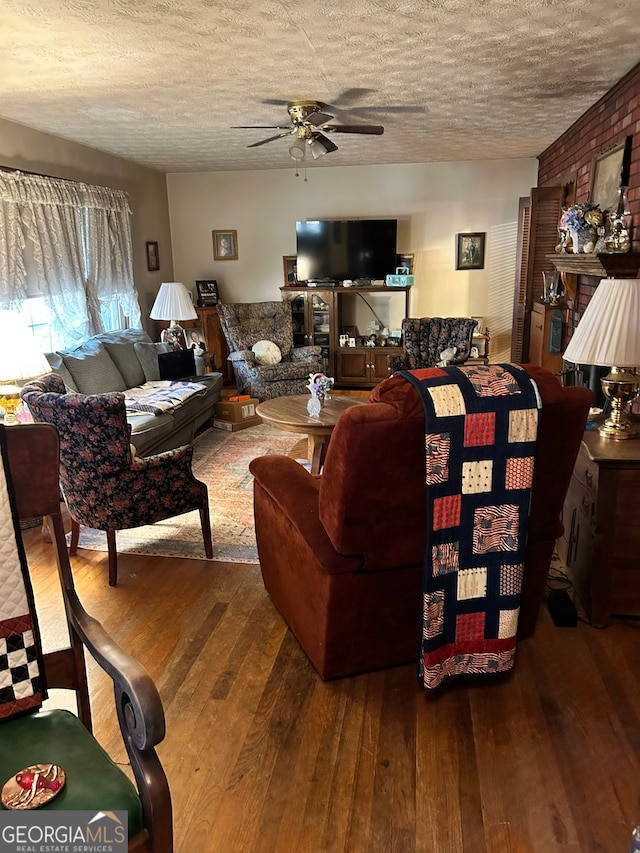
[256,394,365,474]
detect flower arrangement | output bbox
[559,202,603,233]
[307,372,334,400]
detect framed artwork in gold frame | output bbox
[283,255,298,285]
[212,230,238,260]
[589,135,632,212]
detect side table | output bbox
[557,425,640,625]
[256,394,364,474]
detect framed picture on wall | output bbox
[146,241,160,272]
[589,135,632,212]
[212,229,238,260]
[397,253,415,274]
[283,255,298,285]
[456,233,485,270]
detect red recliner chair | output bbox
[249,365,593,680]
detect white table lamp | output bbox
[149,282,198,348]
[563,278,640,439]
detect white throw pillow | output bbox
[252,340,282,365]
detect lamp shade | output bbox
[308,134,338,159]
[149,282,198,322]
[563,278,640,368]
[0,309,52,383]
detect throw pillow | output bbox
[45,352,78,392]
[62,342,127,395]
[252,340,282,365]
[101,338,147,389]
[134,342,172,382]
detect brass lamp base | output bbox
[599,368,639,440]
[0,385,21,427]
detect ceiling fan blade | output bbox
[323,124,384,135]
[246,131,293,148]
[348,105,424,115]
[306,111,335,127]
[314,133,339,154]
[324,88,378,109]
[232,125,291,129]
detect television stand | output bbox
[281,285,411,389]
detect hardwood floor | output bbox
[22,524,640,853]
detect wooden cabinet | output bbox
[282,285,411,388]
[194,306,231,385]
[154,306,232,384]
[282,288,333,376]
[282,289,333,369]
[335,348,390,386]
[558,428,640,625]
[529,302,567,375]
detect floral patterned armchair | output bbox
[387,317,478,373]
[216,301,324,400]
[21,372,213,586]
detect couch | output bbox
[249,365,594,680]
[43,329,223,455]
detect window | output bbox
[0,170,141,351]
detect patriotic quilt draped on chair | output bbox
[0,428,46,721]
[400,363,542,690]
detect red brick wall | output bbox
[538,62,640,315]
[538,62,640,229]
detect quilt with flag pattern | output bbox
[0,426,45,719]
[400,364,541,690]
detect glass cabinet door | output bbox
[290,294,306,348]
[311,294,330,346]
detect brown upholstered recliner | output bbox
[249,366,593,680]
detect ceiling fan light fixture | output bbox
[289,138,306,160]
[308,136,330,159]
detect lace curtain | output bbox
[0,170,141,346]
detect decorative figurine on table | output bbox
[306,372,334,418]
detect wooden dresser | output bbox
[557,425,640,625]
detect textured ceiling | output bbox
[1,0,639,174]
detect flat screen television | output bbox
[296,219,397,282]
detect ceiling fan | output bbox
[233,100,384,161]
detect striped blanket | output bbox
[400,364,541,690]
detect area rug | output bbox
[69,424,307,564]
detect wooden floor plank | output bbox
[21,524,640,853]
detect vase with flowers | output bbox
[306,372,334,418]
[559,202,603,253]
